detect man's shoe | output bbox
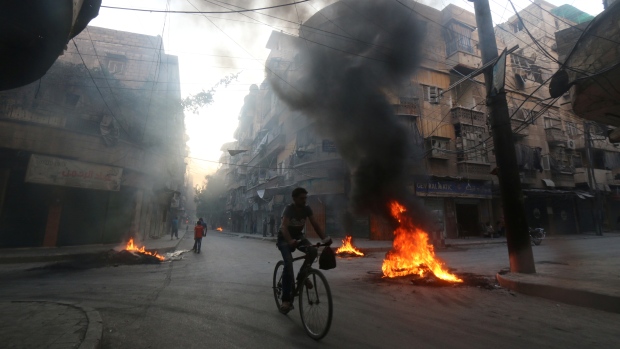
[304,279,313,290]
[279,301,294,314]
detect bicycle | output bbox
[272,242,333,340]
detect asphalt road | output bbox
[0,233,619,348]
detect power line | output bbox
[70,39,130,136]
[101,1,312,14]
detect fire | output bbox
[216,227,223,232]
[335,236,364,256]
[125,238,165,261]
[382,202,462,283]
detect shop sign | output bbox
[416,180,491,199]
[25,154,122,191]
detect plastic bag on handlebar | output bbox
[319,246,337,270]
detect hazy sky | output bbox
[89,0,603,185]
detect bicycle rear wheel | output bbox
[273,261,285,309]
[298,269,333,340]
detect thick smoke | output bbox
[269,0,431,226]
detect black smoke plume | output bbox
[269,0,430,226]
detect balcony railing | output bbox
[511,120,529,137]
[457,161,492,180]
[551,172,575,187]
[451,107,486,126]
[446,39,475,57]
[545,127,568,144]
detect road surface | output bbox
[0,233,618,348]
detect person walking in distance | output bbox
[171,216,179,240]
[194,220,205,253]
[269,215,275,237]
[277,187,331,314]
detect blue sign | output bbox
[416,180,492,198]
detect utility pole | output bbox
[584,121,603,235]
[470,0,536,273]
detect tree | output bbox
[181,72,240,114]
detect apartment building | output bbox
[221,0,619,239]
[0,27,187,247]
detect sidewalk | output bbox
[0,300,102,349]
[221,230,506,252]
[0,231,187,264]
[496,233,620,314]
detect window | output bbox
[544,117,561,129]
[510,54,543,85]
[422,85,442,104]
[444,22,475,56]
[429,138,449,158]
[457,124,488,163]
[566,121,578,136]
[65,93,80,107]
[108,60,125,74]
[510,19,524,33]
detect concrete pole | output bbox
[469,0,536,273]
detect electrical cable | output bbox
[101,1,312,14]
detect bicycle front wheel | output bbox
[298,269,333,340]
[273,261,284,310]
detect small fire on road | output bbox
[336,236,364,257]
[216,227,223,232]
[382,202,462,283]
[125,238,165,261]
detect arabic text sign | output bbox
[416,180,492,198]
[25,154,123,191]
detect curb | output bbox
[12,300,103,349]
[496,273,620,314]
[445,240,506,248]
[0,234,187,264]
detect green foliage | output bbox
[181,72,241,114]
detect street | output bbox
[1,233,619,349]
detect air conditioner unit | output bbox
[567,139,576,149]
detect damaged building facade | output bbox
[0,27,188,247]
[221,0,619,239]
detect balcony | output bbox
[457,161,492,180]
[545,127,568,145]
[511,120,529,138]
[551,172,575,187]
[451,107,486,126]
[291,150,341,168]
[446,40,481,74]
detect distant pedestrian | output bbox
[194,220,205,253]
[171,216,179,240]
[262,217,268,237]
[484,222,494,238]
[269,215,275,237]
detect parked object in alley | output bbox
[335,236,364,257]
[529,227,546,246]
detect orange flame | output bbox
[216,227,223,232]
[382,202,462,282]
[336,236,364,256]
[125,238,165,261]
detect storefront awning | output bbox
[542,179,555,188]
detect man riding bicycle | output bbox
[277,187,331,314]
